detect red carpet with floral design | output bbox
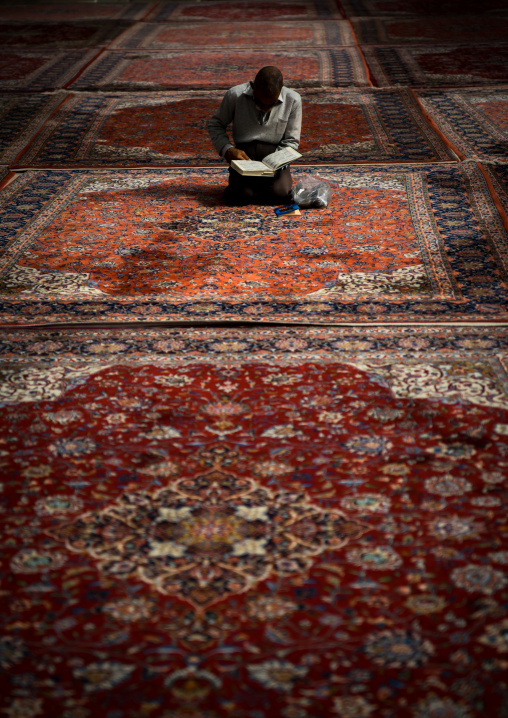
[145,0,343,22]
[111,20,355,48]
[2,0,508,716]
[68,48,369,91]
[1,325,508,718]
[0,164,506,324]
[12,89,453,168]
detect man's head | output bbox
[250,66,283,112]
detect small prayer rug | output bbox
[352,16,508,45]
[0,21,133,49]
[339,0,508,16]
[414,87,508,163]
[0,3,152,21]
[0,164,507,324]
[13,89,453,168]
[0,94,67,165]
[69,48,369,91]
[364,45,508,87]
[111,20,355,48]
[146,0,342,22]
[0,49,100,92]
[1,324,508,718]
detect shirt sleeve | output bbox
[207,89,235,158]
[277,94,302,151]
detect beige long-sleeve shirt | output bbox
[207,82,302,159]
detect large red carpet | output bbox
[1,325,508,717]
[11,89,453,168]
[145,0,344,22]
[1,1,508,717]
[1,164,506,324]
[68,48,370,91]
[110,20,356,48]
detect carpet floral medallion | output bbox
[0,164,507,323]
[352,16,508,45]
[12,89,453,168]
[145,0,343,22]
[111,20,355,49]
[0,49,99,92]
[364,45,508,87]
[1,325,508,717]
[68,48,369,91]
[49,470,369,608]
[414,87,508,163]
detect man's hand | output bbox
[225,147,250,163]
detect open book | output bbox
[230,146,302,176]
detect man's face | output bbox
[250,81,280,112]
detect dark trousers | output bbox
[225,141,293,206]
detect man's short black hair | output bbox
[253,66,283,97]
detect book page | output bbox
[231,160,273,175]
[262,147,302,171]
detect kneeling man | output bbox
[207,66,302,205]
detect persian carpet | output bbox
[414,87,508,164]
[0,3,152,21]
[0,21,132,49]
[0,94,68,165]
[0,164,507,324]
[145,0,343,22]
[351,16,508,45]
[68,48,370,91]
[0,49,100,92]
[110,20,355,49]
[1,324,508,718]
[364,45,508,88]
[338,0,508,16]
[12,89,453,169]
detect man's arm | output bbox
[277,95,302,152]
[207,90,249,162]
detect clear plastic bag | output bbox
[292,174,332,208]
